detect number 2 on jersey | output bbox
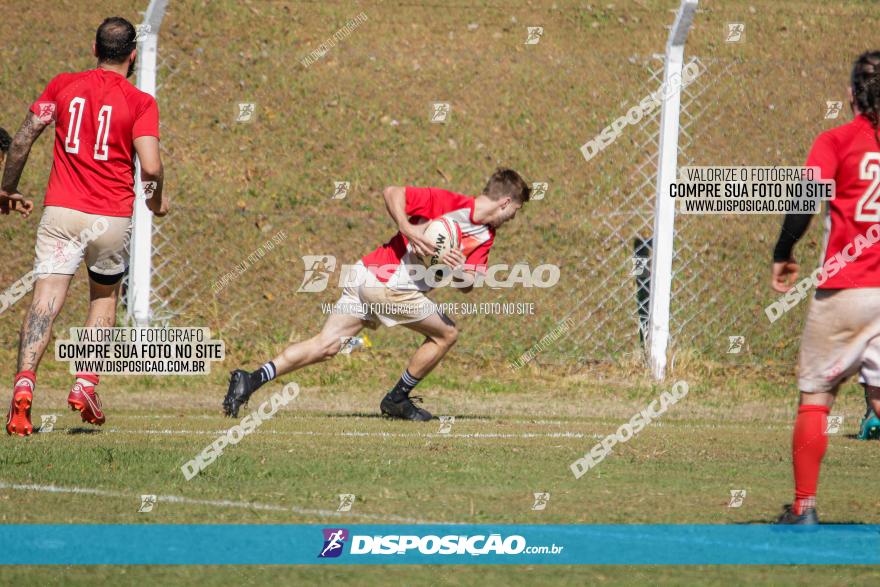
[63,97,112,160]
[855,152,880,222]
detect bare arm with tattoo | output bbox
[0,112,48,217]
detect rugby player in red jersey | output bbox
[2,17,167,436]
[771,51,880,523]
[223,169,530,421]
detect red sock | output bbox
[13,370,36,391]
[792,404,829,514]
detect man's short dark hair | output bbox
[482,167,531,204]
[96,17,137,64]
[0,127,11,153]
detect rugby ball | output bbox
[418,217,462,267]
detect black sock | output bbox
[389,370,421,401]
[248,361,276,390]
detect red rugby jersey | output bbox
[361,187,495,291]
[808,114,880,288]
[30,69,160,217]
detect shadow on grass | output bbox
[301,412,495,421]
[843,433,879,441]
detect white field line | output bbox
[113,414,585,427]
[113,415,577,424]
[93,415,792,430]
[0,481,439,524]
[648,422,791,430]
[60,428,598,440]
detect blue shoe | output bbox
[857,410,880,440]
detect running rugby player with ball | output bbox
[223,168,530,421]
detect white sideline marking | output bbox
[82,428,596,440]
[114,415,579,425]
[0,481,437,524]
[108,415,790,430]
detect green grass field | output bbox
[3,0,880,584]
[1,373,877,526]
[0,370,878,583]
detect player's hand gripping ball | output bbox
[419,217,462,268]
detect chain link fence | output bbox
[129,4,843,373]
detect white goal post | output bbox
[128,0,169,326]
[646,0,698,380]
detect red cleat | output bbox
[6,383,34,437]
[67,377,105,426]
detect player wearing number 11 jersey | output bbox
[1,17,167,436]
[771,51,880,523]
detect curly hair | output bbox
[851,51,880,147]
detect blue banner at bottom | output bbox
[2,524,878,565]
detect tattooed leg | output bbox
[17,275,71,373]
[85,278,121,328]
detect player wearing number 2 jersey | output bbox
[771,51,880,523]
[1,17,167,436]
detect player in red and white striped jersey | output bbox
[2,17,167,436]
[771,51,880,523]
[223,169,530,421]
[360,186,495,291]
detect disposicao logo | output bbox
[318,528,349,558]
